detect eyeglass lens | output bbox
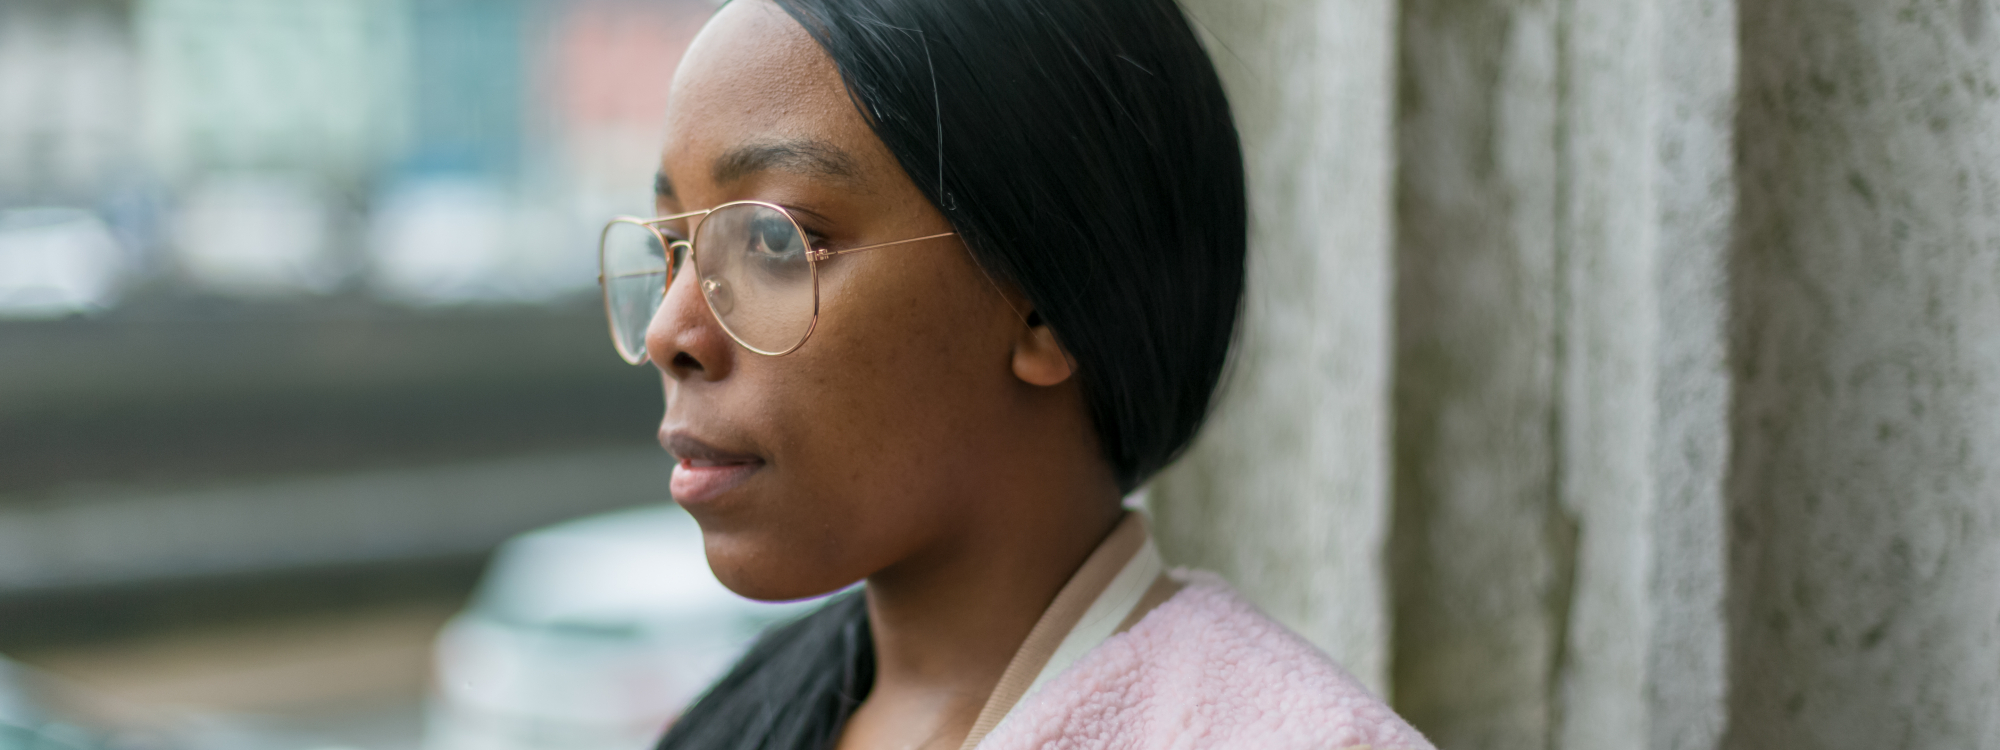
[691,204,817,355]
[600,203,818,362]
[601,218,670,364]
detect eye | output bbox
[747,215,805,260]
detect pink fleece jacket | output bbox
[977,571,1435,750]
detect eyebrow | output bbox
[655,139,862,202]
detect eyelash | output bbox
[791,222,832,249]
[662,218,831,250]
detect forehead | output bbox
[660,0,881,193]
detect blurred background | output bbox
[0,0,734,748]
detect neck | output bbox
[847,471,1123,748]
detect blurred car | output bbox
[422,504,825,750]
[0,208,127,319]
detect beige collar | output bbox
[957,512,1183,749]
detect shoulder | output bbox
[978,570,1434,750]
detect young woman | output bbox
[596,0,1434,747]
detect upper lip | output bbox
[662,430,764,467]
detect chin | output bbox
[698,526,863,603]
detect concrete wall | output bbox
[1563,3,1738,748]
[1151,0,1400,692]
[1155,0,2000,748]
[1725,0,2000,746]
[1388,1,1567,745]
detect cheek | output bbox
[790,266,1003,497]
[812,259,1006,439]
[702,260,1011,596]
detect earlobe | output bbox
[1011,322,1075,386]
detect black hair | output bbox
[655,592,872,750]
[658,2,1243,748]
[774,0,1247,493]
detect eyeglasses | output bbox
[598,200,956,363]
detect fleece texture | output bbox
[976,571,1434,750]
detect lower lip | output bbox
[670,461,762,506]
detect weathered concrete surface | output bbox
[1726,1,2000,747]
[1633,4,1737,749]
[1387,1,1569,747]
[1151,0,1399,692]
[1555,0,1662,746]
[1156,0,1998,746]
[1391,3,1741,748]
[1559,2,1737,750]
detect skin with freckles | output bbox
[644,2,1126,748]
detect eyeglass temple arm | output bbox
[808,231,956,261]
[808,231,1030,329]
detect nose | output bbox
[646,263,734,382]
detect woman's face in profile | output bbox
[644,0,1044,601]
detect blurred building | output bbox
[403,0,528,181]
[136,0,410,186]
[544,0,710,222]
[0,1,144,317]
[0,0,708,619]
[0,0,707,309]
[0,0,136,206]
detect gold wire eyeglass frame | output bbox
[598,199,956,362]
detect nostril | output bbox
[673,351,702,372]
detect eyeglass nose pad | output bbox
[701,276,734,317]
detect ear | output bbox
[1011,311,1075,386]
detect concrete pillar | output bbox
[1150,0,1400,692]
[1388,3,1740,747]
[1725,1,2000,746]
[1560,2,1736,749]
[1157,0,1998,747]
[1553,1,1662,747]
[1387,1,1568,747]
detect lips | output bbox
[663,431,765,506]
